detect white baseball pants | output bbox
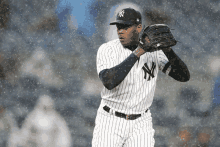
[92,105,155,147]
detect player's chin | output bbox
[120,39,129,46]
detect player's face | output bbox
[116,24,142,47]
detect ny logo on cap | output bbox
[118,10,125,17]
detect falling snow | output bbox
[0,0,219,146]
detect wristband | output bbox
[132,47,141,57]
[162,62,171,73]
[165,65,172,75]
[162,62,172,75]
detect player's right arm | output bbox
[97,44,145,90]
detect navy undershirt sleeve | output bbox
[163,48,190,82]
[99,53,139,90]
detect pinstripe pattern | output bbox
[93,39,168,147]
[92,103,155,147]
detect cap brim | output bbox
[109,20,135,25]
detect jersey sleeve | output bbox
[96,43,116,75]
[157,50,169,71]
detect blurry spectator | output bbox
[178,128,191,147]
[0,64,5,80]
[179,129,191,142]
[20,47,63,87]
[169,126,193,147]
[19,94,71,147]
[197,132,210,147]
[178,86,200,108]
[0,106,18,147]
[8,123,22,147]
[0,0,10,29]
[192,127,214,147]
[177,86,211,123]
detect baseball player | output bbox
[92,8,190,147]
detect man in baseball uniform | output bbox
[92,8,190,147]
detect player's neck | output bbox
[125,44,138,51]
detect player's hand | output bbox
[139,36,158,52]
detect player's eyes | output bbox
[117,25,131,30]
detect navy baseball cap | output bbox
[110,8,142,25]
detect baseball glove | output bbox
[139,24,177,52]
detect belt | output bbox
[103,105,148,120]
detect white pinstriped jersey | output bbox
[96,39,169,114]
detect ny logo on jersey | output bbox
[142,62,156,81]
[118,10,125,17]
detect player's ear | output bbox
[137,24,142,33]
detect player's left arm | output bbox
[140,24,190,82]
[160,47,190,82]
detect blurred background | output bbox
[0,0,220,146]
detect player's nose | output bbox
[118,29,125,34]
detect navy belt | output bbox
[103,105,148,120]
